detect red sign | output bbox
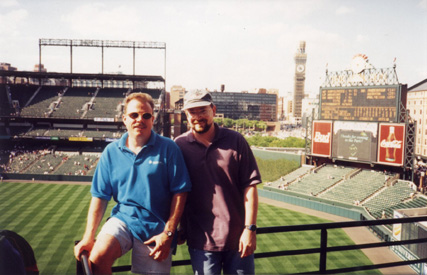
[312,121,332,157]
[377,123,405,166]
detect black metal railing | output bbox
[77,216,427,275]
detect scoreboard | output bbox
[319,85,403,122]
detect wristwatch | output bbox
[245,224,257,232]
[164,230,173,237]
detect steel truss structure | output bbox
[38,38,168,134]
[322,66,399,88]
[39,38,166,76]
[399,102,416,180]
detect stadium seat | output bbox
[0,230,39,275]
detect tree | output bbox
[214,118,223,126]
[255,121,267,132]
[223,118,234,128]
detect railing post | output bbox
[319,228,328,273]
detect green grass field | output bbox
[0,182,379,274]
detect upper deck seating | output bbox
[85,88,126,119]
[0,85,13,116]
[82,128,124,139]
[44,128,83,138]
[20,86,62,117]
[50,88,95,118]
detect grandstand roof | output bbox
[0,70,164,82]
[409,78,427,92]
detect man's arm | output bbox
[239,185,258,258]
[74,197,108,260]
[144,192,188,261]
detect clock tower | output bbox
[292,41,307,120]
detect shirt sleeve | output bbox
[168,141,192,194]
[91,148,113,201]
[238,134,262,188]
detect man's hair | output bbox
[123,92,154,113]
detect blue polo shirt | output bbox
[91,131,191,242]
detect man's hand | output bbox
[74,238,95,261]
[143,232,173,261]
[238,229,256,258]
[74,197,108,261]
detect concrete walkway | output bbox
[260,197,416,275]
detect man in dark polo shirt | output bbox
[175,90,262,274]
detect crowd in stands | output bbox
[0,146,99,176]
[6,126,125,140]
[54,153,98,176]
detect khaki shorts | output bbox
[99,217,172,274]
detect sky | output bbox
[1,0,426,97]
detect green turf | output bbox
[0,182,379,274]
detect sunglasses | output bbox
[127,112,153,120]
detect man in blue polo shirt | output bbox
[74,92,191,274]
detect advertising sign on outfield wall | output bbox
[377,123,405,166]
[311,120,332,157]
[331,121,378,162]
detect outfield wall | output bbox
[259,188,363,220]
[259,188,393,242]
[0,173,92,182]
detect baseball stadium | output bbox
[1,39,426,274]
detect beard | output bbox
[191,119,213,134]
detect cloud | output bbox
[335,6,354,15]
[61,3,142,39]
[418,0,427,9]
[0,8,28,36]
[0,0,19,8]
[206,0,319,22]
[356,34,369,43]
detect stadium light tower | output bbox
[38,38,166,77]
